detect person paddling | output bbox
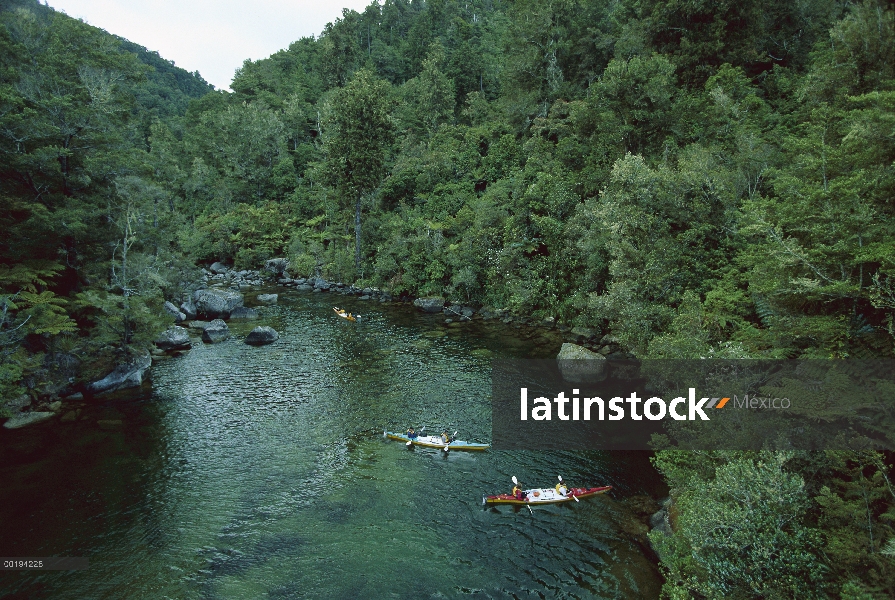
[555,476,569,496]
[407,427,418,440]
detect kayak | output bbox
[483,485,612,506]
[333,307,357,321]
[384,431,490,451]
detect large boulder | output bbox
[154,326,192,351]
[245,326,279,346]
[256,293,278,305]
[209,262,229,274]
[264,258,290,277]
[87,352,152,395]
[556,342,607,382]
[229,307,259,320]
[414,297,444,313]
[164,301,186,322]
[3,411,55,429]
[201,319,231,343]
[180,299,197,320]
[193,288,244,319]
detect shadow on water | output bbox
[0,290,666,599]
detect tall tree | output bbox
[322,69,394,274]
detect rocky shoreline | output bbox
[3,257,631,427]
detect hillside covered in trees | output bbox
[1,0,894,597]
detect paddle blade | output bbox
[573,495,579,502]
[558,475,563,482]
[406,440,412,446]
[443,446,449,452]
[383,430,387,437]
[512,476,519,485]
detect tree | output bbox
[322,68,394,274]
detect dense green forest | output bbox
[1,0,894,596]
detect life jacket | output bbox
[555,483,568,495]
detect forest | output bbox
[1,0,894,596]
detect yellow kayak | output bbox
[333,307,357,321]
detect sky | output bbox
[46,0,375,90]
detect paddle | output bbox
[443,430,458,452]
[558,475,578,502]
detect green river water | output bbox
[0,290,665,599]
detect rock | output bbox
[163,301,185,322]
[359,295,371,300]
[362,287,373,295]
[48,401,62,411]
[3,411,55,429]
[209,262,229,274]
[294,284,313,292]
[201,319,231,343]
[60,410,79,422]
[229,307,259,320]
[414,297,444,313]
[649,498,674,559]
[193,288,244,319]
[245,326,279,346]
[87,352,152,395]
[556,343,607,382]
[571,326,597,340]
[180,300,197,320]
[314,279,331,291]
[154,326,192,351]
[63,392,83,401]
[188,320,211,330]
[264,258,290,276]
[256,294,278,305]
[3,393,31,413]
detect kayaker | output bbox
[407,427,418,440]
[512,483,525,501]
[555,480,569,496]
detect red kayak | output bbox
[484,485,612,506]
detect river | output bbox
[0,290,665,599]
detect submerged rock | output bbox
[245,326,279,346]
[229,307,259,320]
[256,294,278,305]
[201,319,231,343]
[3,411,55,429]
